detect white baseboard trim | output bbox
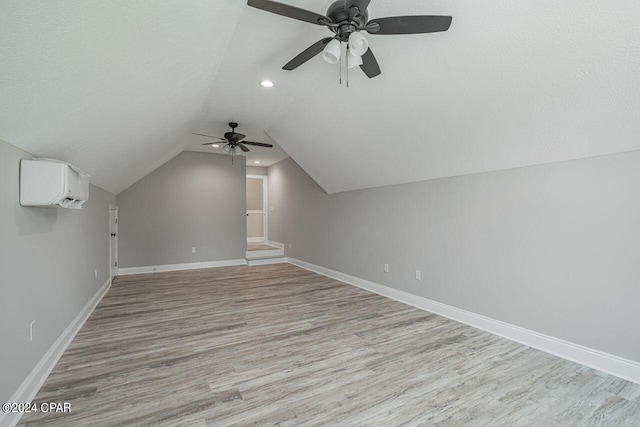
[118,259,247,276]
[288,258,640,385]
[1,278,112,427]
[266,240,284,249]
[247,237,265,243]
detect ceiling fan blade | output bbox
[193,133,225,140]
[247,0,329,26]
[283,38,333,71]
[237,143,251,153]
[231,133,246,141]
[360,48,381,78]
[367,16,452,35]
[241,141,273,148]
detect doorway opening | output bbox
[109,205,118,279]
[246,174,268,247]
[245,174,284,261]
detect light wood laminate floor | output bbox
[20,264,640,426]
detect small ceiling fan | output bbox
[247,0,452,78]
[193,122,273,163]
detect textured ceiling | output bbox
[2,0,639,194]
[266,0,640,193]
[0,0,244,194]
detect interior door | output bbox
[246,176,266,242]
[109,206,118,278]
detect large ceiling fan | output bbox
[247,0,452,78]
[193,122,273,163]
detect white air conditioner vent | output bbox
[20,159,90,209]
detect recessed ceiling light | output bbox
[254,161,261,164]
[211,144,219,148]
[260,80,274,88]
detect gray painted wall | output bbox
[0,140,116,403]
[117,151,246,268]
[268,152,640,363]
[246,178,263,211]
[246,166,267,176]
[268,158,330,262]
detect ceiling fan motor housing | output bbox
[225,122,239,144]
[327,1,368,41]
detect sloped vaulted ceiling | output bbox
[265,0,640,193]
[1,1,639,195]
[0,0,245,194]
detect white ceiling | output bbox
[1,0,639,194]
[0,0,244,194]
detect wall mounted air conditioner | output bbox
[20,159,90,209]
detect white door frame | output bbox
[246,174,268,243]
[109,205,118,278]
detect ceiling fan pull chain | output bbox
[346,45,349,88]
[339,44,342,85]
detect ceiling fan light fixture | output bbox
[211,144,220,148]
[222,145,239,156]
[260,80,274,88]
[321,39,341,64]
[348,32,368,57]
[347,49,363,69]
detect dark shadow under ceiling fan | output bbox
[247,0,452,78]
[193,122,273,162]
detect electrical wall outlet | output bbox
[384,263,389,273]
[270,206,274,212]
[30,320,36,341]
[289,243,292,249]
[192,247,197,254]
[94,269,98,279]
[415,270,422,281]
